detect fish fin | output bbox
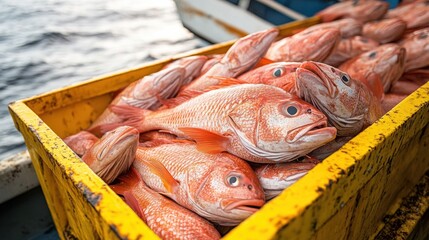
[141,156,180,194]
[108,104,150,130]
[179,127,228,153]
[123,191,145,219]
[253,57,274,68]
[110,168,141,195]
[110,169,146,219]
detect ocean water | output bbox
[0,0,207,160]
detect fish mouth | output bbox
[221,199,265,213]
[298,61,336,96]
[287,119,330,143]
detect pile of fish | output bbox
[63,1,429,238]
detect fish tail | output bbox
[110,168,146,218]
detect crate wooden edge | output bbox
[8,102,160,239]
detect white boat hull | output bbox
[174,0,274,43]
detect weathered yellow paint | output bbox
[8,17,429,240]
[9,102,159,239]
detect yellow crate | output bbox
[8,17,429,239]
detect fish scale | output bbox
[111,169,221,239]
[119,84,337,163]
[133,141,265,226]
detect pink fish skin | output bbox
[302,18,363,38]
[296,61,383,137]
[162,55,208,84]
[181,28,278,92]
[386,2,429,30]
[398,0,428,6]
[339,43,406,95]
[381,93,408,114]
[139,130,177,143]
[398,28,429,72]
[88,66,186,137]
[80,126,139,184]
[63,130,99,156]
[362,18,406,44]
[237,62,301,93]
[390,80,423,96]
[111,168,221,239]
[253,159,319,200]
[109,84,337,163]
[310,136,353,160]
[324,36,380,67]
[316,1,389,23]
[265,28,341,62]
[199,54,224,76]
[133,140,265,226]
[398,67,429,86]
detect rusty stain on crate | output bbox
[76,182,102,207]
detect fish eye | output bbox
[341,75,350,85]
[227,175,240,187]
[272,68,283,78]
[286,105,298,116]
[368,51,377,59]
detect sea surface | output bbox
[0,0,207,160]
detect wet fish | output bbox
[265,28,341,62]
[88,66,186,137]
[139,130,178,143]
[181,28,278,92]
[296,61,383,137]
[237,62,301,93]
[199,54,224,75]
[398,27,429,72]
[111,168,221,239]
[339,44,406,96]
[362,18,406,43]
[390,79,423,96]
[108,84,337,163]
[398,67,429,86]
[162,55,208,84]
[133,140,265,225]
[302,18,363,38]
[324,36,380,67]
[381,93,408,114]
[65,126,139,184]
[63,130,99,157]
[398,0,428,7]
[386,2,429,30]
[310,136,353,160]
[253,158,319,200]
[316,1,389,23]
